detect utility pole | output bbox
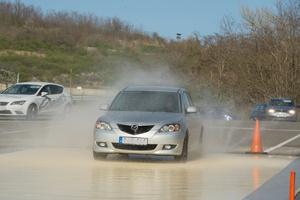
[69,68,72,95]
[16,72,19,83]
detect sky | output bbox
[16,0,276,39]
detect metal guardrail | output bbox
[71,95,113,104]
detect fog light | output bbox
[163,144,176,150]
[96,142,107,147]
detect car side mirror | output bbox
[41,92,48,97]
[186,106,197,114]
[99,104,109,111]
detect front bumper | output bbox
[0,104,27,116]
[93,129,185,156]
[266,113,297,122]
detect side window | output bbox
[38,85,51,96]
[185,92,194,106]
[181,93,191,112]
[49,85,63,94]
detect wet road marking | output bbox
[0,125,58,135]
[207,126,300,132]
[265,134,300,153]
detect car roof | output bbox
[15,82,63,87]
[123,85,186,93]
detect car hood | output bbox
[98,111,184,125]
[0,94,32,102]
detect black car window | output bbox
[38,85,51,96]
[49,85,63,94]
[2,84,41,95]
[270,99,295,107]
[110,91,180,113]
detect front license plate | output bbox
[119,136,148,146]
[275,112,289,117]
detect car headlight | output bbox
[159,123,181,133]
[10,100,26,105]
[95,121,112,131]
[268,109,275,113]
[289,110,296,115]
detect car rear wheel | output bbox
[93,151,107,160]
[26,104,38,120]
[175,135,188,162]
[200,126,204,144]
[198,126,204,156]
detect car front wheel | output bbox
[26,104,38,120]
[175,135,188,162]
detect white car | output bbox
[0,82,72,119]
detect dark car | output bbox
[250,103,267,120]
[265,98,297,122]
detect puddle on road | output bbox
[0,103,295,199]
[0,148,293,200]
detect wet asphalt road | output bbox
[0,103,300,200]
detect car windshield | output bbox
[1,84,41,95]
[110,91,180,113]
[270,99,294,107]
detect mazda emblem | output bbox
[131,124,139,132]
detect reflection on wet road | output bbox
[0,148,292,200]
[0,103,298,200]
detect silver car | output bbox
[93,86,204,161]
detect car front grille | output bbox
[112,143,157,151]
[0,102,8,106]
[275,109,287,113]
[117,124,154,135]
[0,110,12,114]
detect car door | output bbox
[37,84,64,114]
[181,92,201,151]
[46,85,65,112]
[37,85,52,113]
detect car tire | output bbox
[198,126,204,156]
[26,104,38,120]
[200,126,204,145]
[175,134,188,162]
[93,151,107,160]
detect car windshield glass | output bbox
[110,91,180,113]
[270,99,294,107]
[1,84,41,95]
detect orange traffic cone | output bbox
[248,119,266,154]
[290,170,296,200]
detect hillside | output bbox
[1,0,300,109]
[0,0,167,87]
